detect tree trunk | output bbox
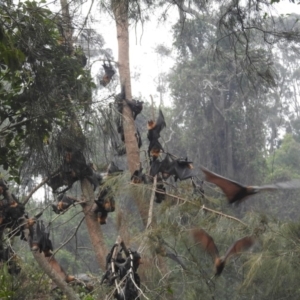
[32,251,80,300]
[60,0,74,52]
[112,0,149,228]
[112,0,140,175]
[80,178,107,270]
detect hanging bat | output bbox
[131,163,146,184]
[52,194,76,214]
[148,140,164,160]
[201,166,300,204]
[150,154,195,181]
[30,220,53,253]
[147,109,166,159]
[155,181,166,203]
[94,186,115,224]
[125,98,144,120]
[100,60,115,87]
[147,109,166,142]
[192,228,255,276]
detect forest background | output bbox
[1,0,300,299]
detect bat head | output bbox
[131,166,146,184]
[97,211,108,224]
[103,198,115,212]
[147,120,155,130]
[150,147,161,158]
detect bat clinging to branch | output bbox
[147,109,166,160]
[150,154,195,181]
[192,228,255,276]
[201,166,300,204]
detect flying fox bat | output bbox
[148,140,164,160]
[147,109,166,142]
[148,109,166,158]
[201,166,300,204]
[155,181,166,203]
[131,163,146,184]
[30,220,53,253]
[95,186,115,224]
[52,194,76,214]
[125,98,144,120]
[192,228,255,276]
[100,60,115,87]
[150,154,195,181]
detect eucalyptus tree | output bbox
[167,1,300,184]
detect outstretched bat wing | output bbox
[192,228,219,260]
[223,236,255,262]
[201,166,248,203]
[257,179,300,192]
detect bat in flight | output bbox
[150,154,195,181]
[192,228,255,276]
[201,166,300,204]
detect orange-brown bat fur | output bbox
[150,148,161,157]
[147,120,155,130]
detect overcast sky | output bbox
[89,1,300,107]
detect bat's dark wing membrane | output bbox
[175,159,195,181]
[147,109,166,142]
[223,236,255,262]
[192,228,219,260]
[156,109,166,133]
[201,166,247,203]
[149,159,162,177]
[159,154,176,179]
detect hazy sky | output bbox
[90,6,177,106]
[91,1,300,107]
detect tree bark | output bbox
[60,0,74,52]
[32,251,80,300]
[80,178,107,270]
[112,0,140,175]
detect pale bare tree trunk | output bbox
[32,251,80,300]
[81,179,107,270]
[60,0,74,52]
[111,0,149,230]
[112,0,140,175]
